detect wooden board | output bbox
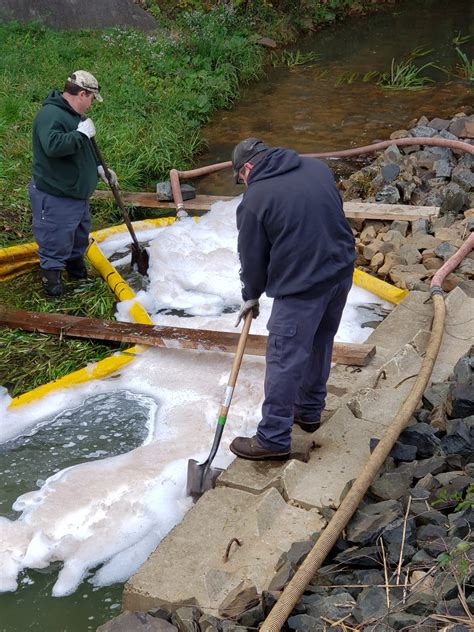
[0,307,376,366]
[93,191,439,221]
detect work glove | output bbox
[97,165,118,187]
[234,298,259,327]
[77,118,96,138]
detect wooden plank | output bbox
[92,191,439,220]
[0,307,376,366]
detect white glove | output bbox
[97,165,118,187]
[77,118,96,138]
[234,299,259,327]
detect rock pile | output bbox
[97,347,473,631]
[340,112,474,294]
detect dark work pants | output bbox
[256,275,352,452]
[28,180,91,270]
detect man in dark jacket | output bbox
[229,138,355,460]
[29,70,117,297]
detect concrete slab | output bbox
[365,291,433,355]
[375,343,423,389]
[433,288,474,381]
[123,287,474,619]
[323,292,433,406]
[346,380,416,426]
[216,426,319,495]
[281,406,384,510]
[123,487,323,615]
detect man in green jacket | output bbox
[29,70,117,297]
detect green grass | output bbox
[0,269,125,397]
[454,47,474,81]
[0,11,264,246]
[270,50,322,68]
[377,57,436,90]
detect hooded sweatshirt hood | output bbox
[31,90,98,199]
[248,147,301,184]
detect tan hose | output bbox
[260,227,474,632]
[260,297,445,632]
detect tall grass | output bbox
[0,10,264,245]
[454,47,474,81]
[377,57,436,90]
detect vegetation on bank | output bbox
[0,272,123,397]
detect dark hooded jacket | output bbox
[32,90,98,199]
[236,148,355,300]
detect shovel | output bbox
[186,310,253,499]
[91,138,150,276]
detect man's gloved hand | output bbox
[234,299,259,327]
[97,165,118,187]
[77,118,96,138]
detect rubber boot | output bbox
[66,256,87,280]
[41,269,63,298]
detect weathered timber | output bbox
[0,307,376,366]
[93,191,439,221]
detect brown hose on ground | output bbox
[260,229,474,632]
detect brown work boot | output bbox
[293,413,321,433]
[229,436,290,461]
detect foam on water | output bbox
[0,197,392,597]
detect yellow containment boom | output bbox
[3,217,404,408]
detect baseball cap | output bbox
[68,70,103,102]
[231,138,269,183]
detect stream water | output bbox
[1,1,472,630]
[195,0,473,194]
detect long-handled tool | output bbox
[186,310,253,499]
[91,138,150,275]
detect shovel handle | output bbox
[90,138,141,251]
[217,310,253,424]
[204,310,252,468]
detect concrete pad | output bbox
[123,487,323,614]
[346,379,416,426]
[216,427,318,495]
[435,288,474,373]
[374,343,422,389]
[366,291,433,354]
[281,406,383,510]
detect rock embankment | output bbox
[97,344,474,631]
[340,112,474,295]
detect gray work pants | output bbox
[28,180,91,270]
[256,275,352,452]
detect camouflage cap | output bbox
[231,138,269,183]
[68,70,103,102]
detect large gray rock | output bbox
[0,0,158,29]
[97,612,178,632]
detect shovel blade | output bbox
[186,459,224,499]
[131,243,150,276]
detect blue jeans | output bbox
[256,275,352,452]
[28,180,91,270]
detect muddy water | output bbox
[195,0,473,195]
